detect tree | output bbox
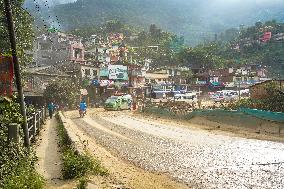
[43,80,79,109]
[0,0,34,65]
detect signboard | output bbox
[99,67,109,77]
[196,81,207,85]
[108,65,128,80]
[0,56,14,96]
[100,80,114,87]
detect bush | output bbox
[77,177,88,189]
[57,123,108,180]
[43,80,79,109]
[229,87,284,112]
[0,144,45,189]
[0,97,45,188]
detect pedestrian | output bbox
[48,102,54,119]
[198,99,202,109]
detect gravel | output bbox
[72,114,284,189]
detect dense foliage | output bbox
[230,83,284,112]
[70,20,139,39]
[178,20,284,74]
[43,79,79,109]
[0,97,44,189]
[0,0,34,65]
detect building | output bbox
[84,33,128,66]
[128,64,146,88]
[32,32,85,67]
[24,66,71,95]
[145,70,170,84]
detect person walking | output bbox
[48,102,55,119]
[198,99,202,109]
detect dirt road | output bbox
[65,109,284,189]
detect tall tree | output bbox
[0,0,34,65]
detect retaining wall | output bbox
[57,112,85,154]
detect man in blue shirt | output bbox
[48,102,54,119]
[79,100,87,117]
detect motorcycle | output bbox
[79,109,86,118]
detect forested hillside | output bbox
[70,19,284,76]
[24,0,284,46]
[179,20,284,76]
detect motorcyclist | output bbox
[79,100,87,116]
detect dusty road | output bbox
[65,109,284,189]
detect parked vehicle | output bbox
[213,93,225,102]
[172,92,198,104]
[104,95,132,111]
[211,90,239,102]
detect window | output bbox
[93,70,98,76]
[74,48,82,58]
[85,69,90,76]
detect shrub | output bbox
[57,123,108,180]
[77,177,88,189]
[0,97,45,188]
[0,144,45,189]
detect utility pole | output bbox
[238,81,241,101]
[4,0,30,148]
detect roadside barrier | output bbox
[7,107,47,144]
[239,108,284,123]
[144,105,284,123]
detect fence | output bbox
[239,108,284,123]
[27,107,47,143]
[144,104,284,123]
[7,107,47,144]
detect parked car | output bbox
[104,95,132,111]
[172,92,198,104]
[213,93,225,102]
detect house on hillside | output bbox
[190,66,209,86]
[274,33,284,41]
[145,70,170,84]
[32,32,85,66]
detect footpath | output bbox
[35,117,76,189]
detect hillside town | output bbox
[21,30,282,110]
[1,1,284,189]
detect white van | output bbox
[173,93,198,104]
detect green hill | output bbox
[24,0,284,46]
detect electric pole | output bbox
[4,0,30,148]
